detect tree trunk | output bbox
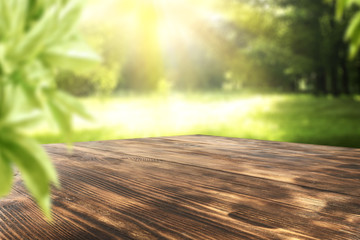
[340,56,350,95]
[330,63,339,97]
[329,0,340,97]
[315,68,327,95]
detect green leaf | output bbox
[0,0,12,37]
[19,81,42,108]
[42,40,101,72]
[1,130,59,219]
[345,12,360,42]
[336,0,348,20]
[2,129,59,186]
[7,110,42,129]
[7,0,27,40]
[1,80,16,120]
[349,42,360,59]
[56,91,93,120]
[0,147,13,197]
[0,43,13,75]
[345,11,360,58]
[45,95,72,141]
[11,3,59,62]
[46,0,83,44]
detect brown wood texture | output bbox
[1,135,360,239]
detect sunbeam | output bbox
[81,0,237,90]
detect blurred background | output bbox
[32,0,360,148]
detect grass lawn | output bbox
[31,92,360,148]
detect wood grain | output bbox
[1,135,359,239]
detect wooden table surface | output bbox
[1,135,359,239]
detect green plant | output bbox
[0,0,99,219]
[337,0,360,58]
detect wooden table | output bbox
[1,135,359,239]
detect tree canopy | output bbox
[66,0,360,96]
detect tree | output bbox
[244,0,352,96]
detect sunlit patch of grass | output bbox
[32,93,360,148]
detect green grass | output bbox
[31,92,360,148]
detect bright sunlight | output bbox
[82,0,233,91]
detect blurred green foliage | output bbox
[61,0,360,97]
[0,0,98,218]
[337,0,360,58]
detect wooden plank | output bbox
[0,135,359,239]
